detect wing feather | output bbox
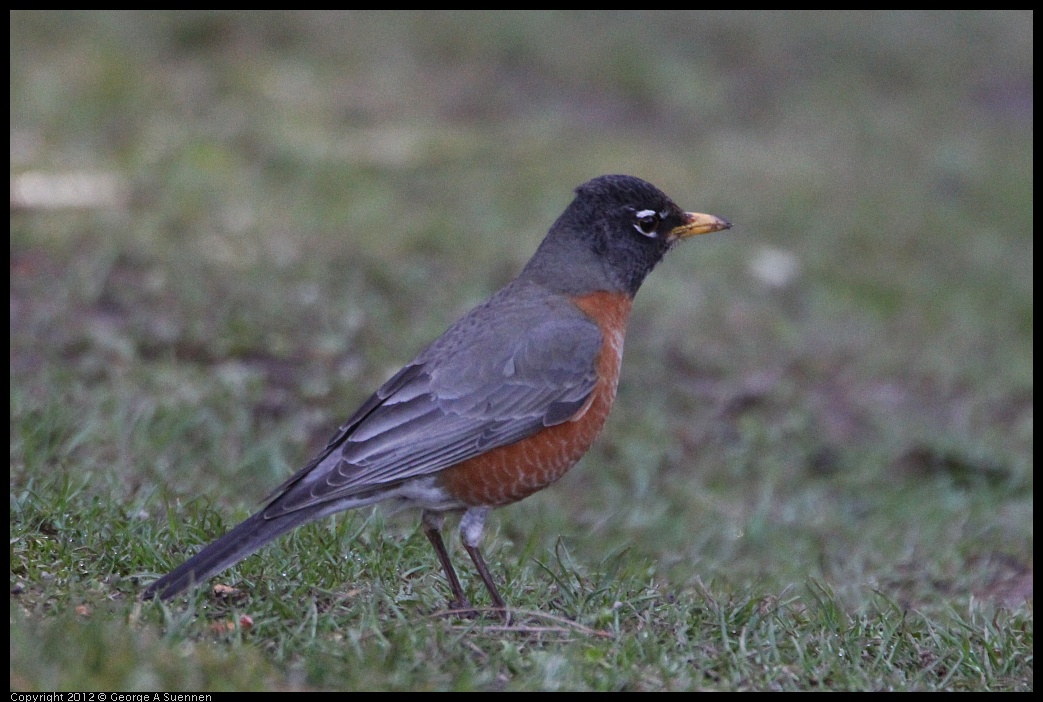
[264,283,601,518]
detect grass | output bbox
[10,11,1032,691]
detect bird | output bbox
[142,174,731,613]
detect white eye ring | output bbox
[634,209,660,237]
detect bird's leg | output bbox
[460,508,508,620]
[421,510,472,613]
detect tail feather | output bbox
[143,509,315,600]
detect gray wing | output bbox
[263,284,602,517]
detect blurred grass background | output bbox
[10,11,1032,691]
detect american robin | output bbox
[143,175,731,612]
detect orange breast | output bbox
[436,291,633,506]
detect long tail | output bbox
[142,508,317,600]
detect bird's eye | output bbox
[633,209,660,237]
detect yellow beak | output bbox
[668,211,732,240]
